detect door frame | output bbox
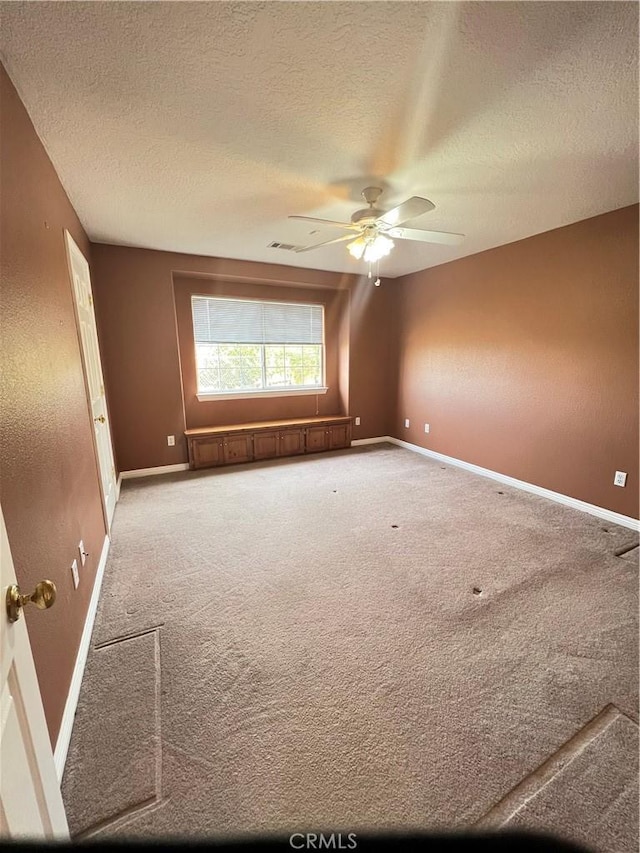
[63,230,118,532]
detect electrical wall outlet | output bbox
[355,417,361,426]
[78,540,86,566]
[71,559,79,589]
[167,435,175,446]
[404,419,410,428]
[614,471,627,487]
[424,423,430,434]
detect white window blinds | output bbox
[192,296,324,345]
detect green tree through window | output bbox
[192,297,325,395]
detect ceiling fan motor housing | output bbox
[351,208,383,225]
[351,186,386,224]
[361,185,384,205]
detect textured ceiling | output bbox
[1,1,638,277]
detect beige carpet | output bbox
[61,444,639,849]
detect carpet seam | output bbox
[614,542,640,557]
[474,704,633,828]
[73,795,164,840]
[154,627,163,802]
[94,623,165,649]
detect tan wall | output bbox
[0,65,107,744]
[90,244,396,472]
[394,205,639,519]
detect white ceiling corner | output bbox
[1,1,638,278]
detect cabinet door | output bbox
[223,433,253,464]
[254,430,279,461]
[328,423,351,450]
[305,426,329,453]
[193,437,225,468]
[278,428,304,456]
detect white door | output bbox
[0,505,69,838]
[65,231,117,529]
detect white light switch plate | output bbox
[424,423,430,433]
[404,419,410,428]
[614,471,627,487]
[167,435,175,446]
[355,417,361,426]
[78,540,86,566]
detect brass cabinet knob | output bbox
[94,415,106,424]
[6,580,56,623]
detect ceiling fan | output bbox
[288,186,464,269]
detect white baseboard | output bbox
[115,473,122,501]
[120,462,190,480]
[54,533,110,780]
[354,436,639,532]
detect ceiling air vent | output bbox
[268,241,299,252]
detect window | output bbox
[192,296,326,399]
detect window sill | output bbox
[197,387,329,403]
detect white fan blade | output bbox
[387,226,464,246]
[288,215,358,231]
[375,196,435,228]
[294,234,355,253]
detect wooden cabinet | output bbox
[304,422,351,453]
[280,428,305,456]
[223,434,253,464]
[192,436,225,468]
[327,422,350,450]
[191,432,252,467]
[185,416,352,470]
[305,426,330,453]
[253,430,279,461]
[253,428,305,460]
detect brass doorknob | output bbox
[94,415,106,424]
[6,580,56,623]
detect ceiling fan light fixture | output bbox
[347,236,367,260]
[347,232,394,263]
[363,233,394,263]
